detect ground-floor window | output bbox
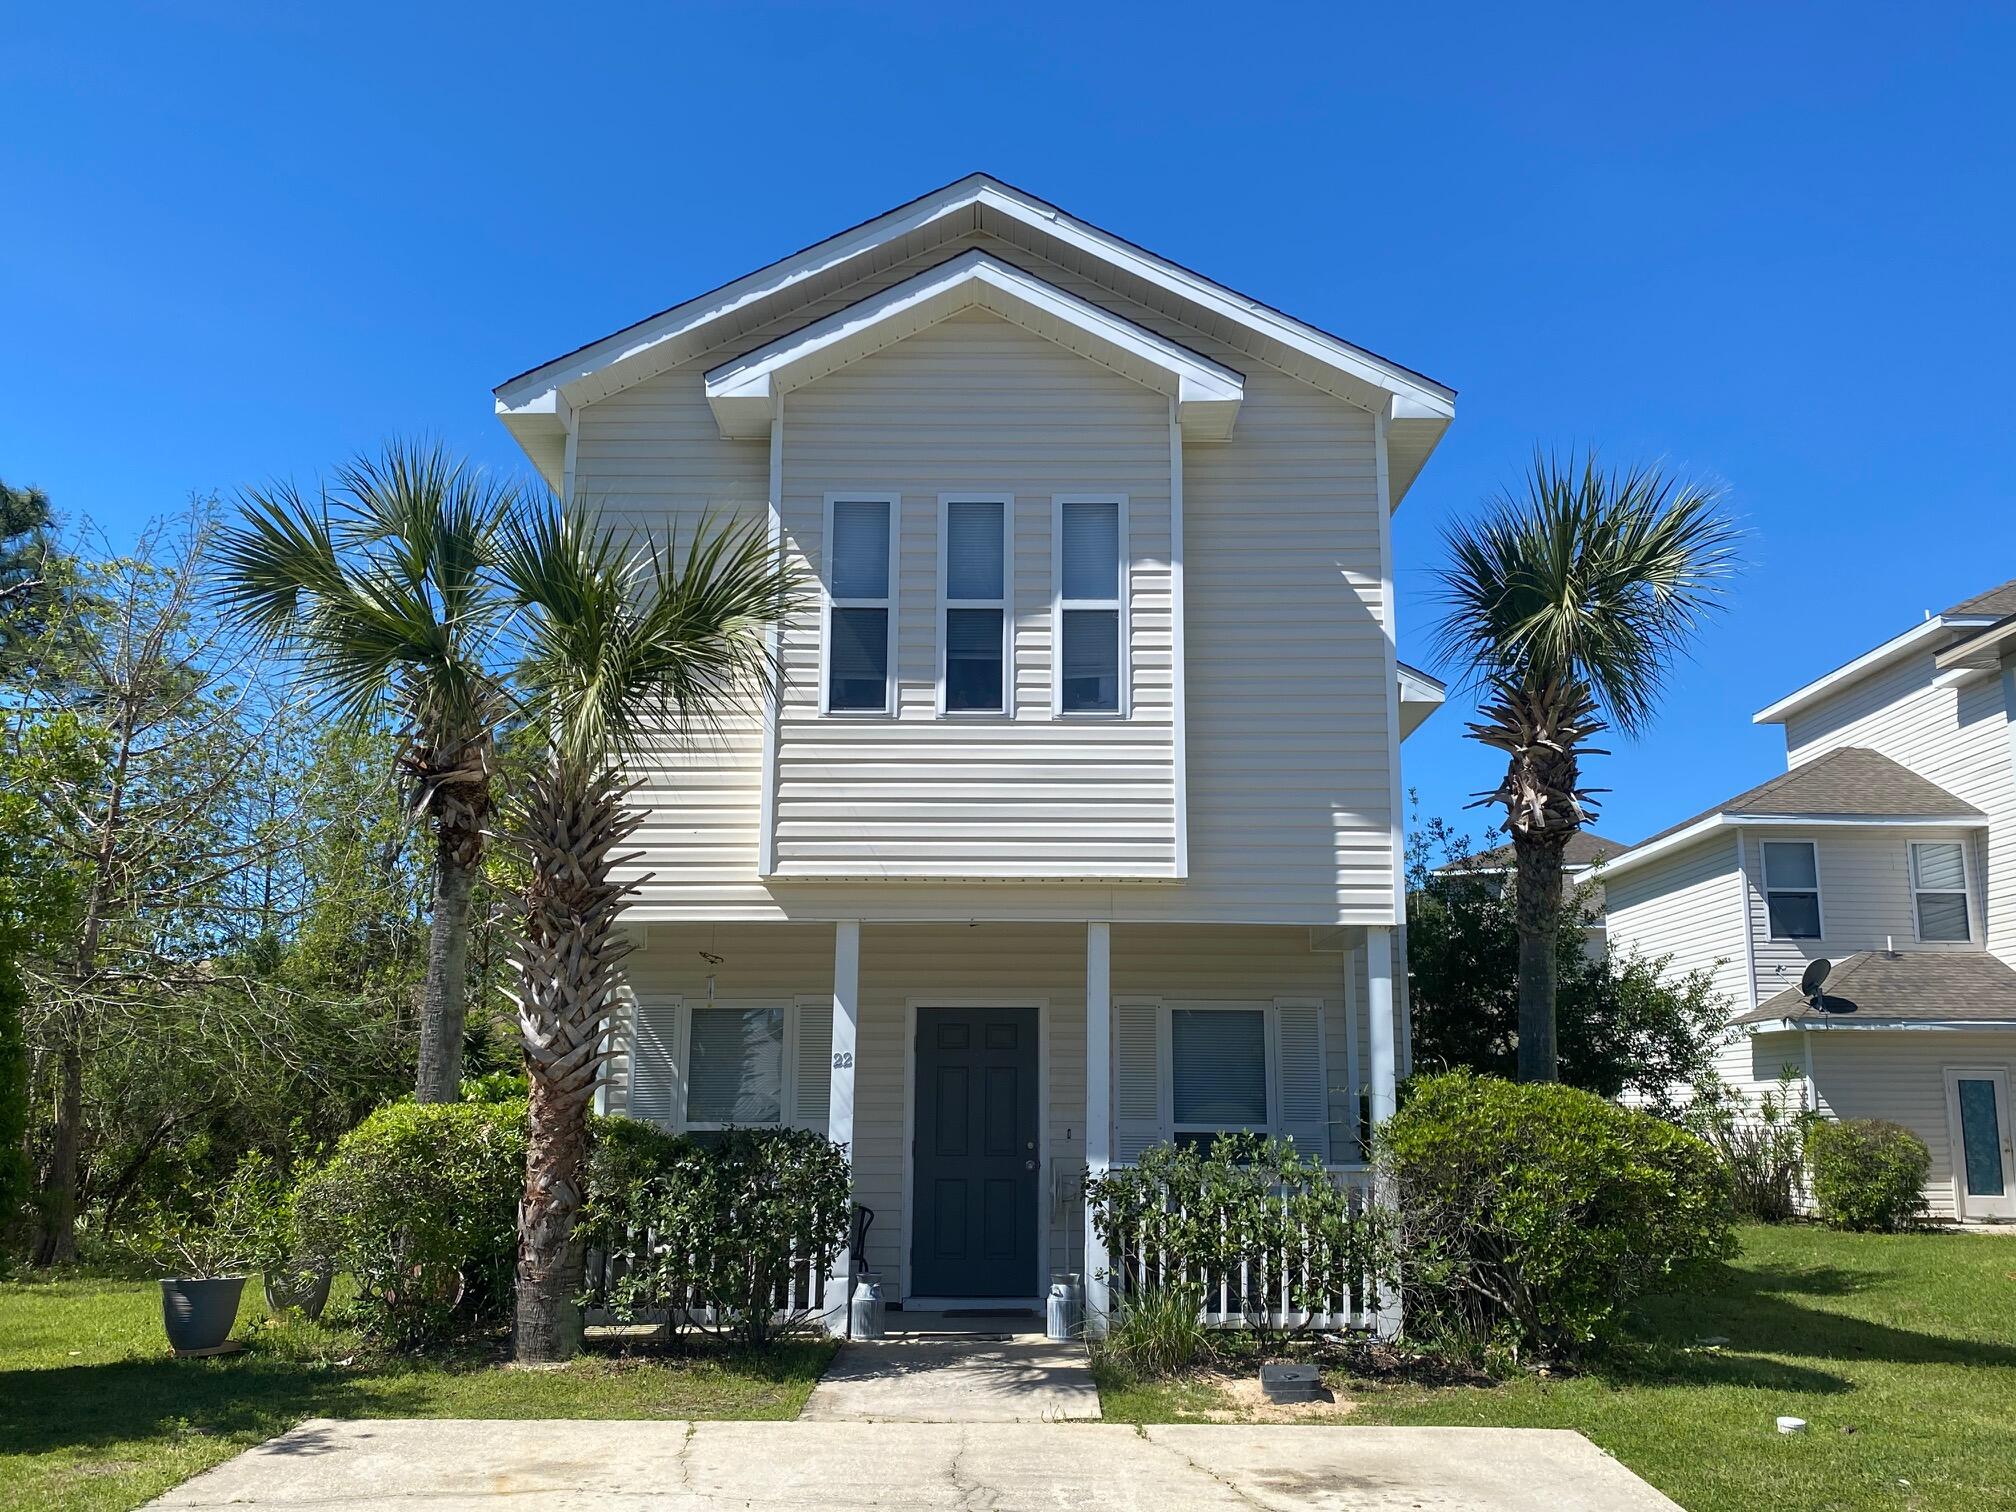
[686,1005,785,1129]
[1171,1007,1269,1149]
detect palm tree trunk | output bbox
[1512,832,1565,1083]
[415,842,476,1104]
[512,764,639,1364]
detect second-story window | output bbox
[1763,840,1823,940]
[825,495,894,714]
[1911,841,1972,941]
[1055,496,1125,715]
[940,497,1009,714]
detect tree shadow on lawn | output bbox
[1597,1258,2016,1396]
[0,1336,837,1460]
[0,1354,430,1459]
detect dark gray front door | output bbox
[912,1007,1039,1298]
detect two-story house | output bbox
[1606,581,2016,1221]
[491,175,1454,1313]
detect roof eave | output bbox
[1605,810,1990,879]
[1754,614,2002,725]
[493,173,1455,438]
[698,250,1246,442]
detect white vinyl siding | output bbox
[571,228,1401,924]
[1781,646,2016,963]
[1605,834,1750,1012]
[771,308,1177,880]
[1742,826,1986,1006]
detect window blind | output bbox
[687,1005,784,1125]
[1171,1009,1267,1127]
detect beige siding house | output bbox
[492,175,1454,1315]
[1607,583,2016,1221]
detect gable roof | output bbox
[701,251,1246,441]
[1605,747,1987,878]
[493,173,1454,494]
[1736,949,2016,1027]
[1470,829,1628,873]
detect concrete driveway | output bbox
[148,1418,1682,1510]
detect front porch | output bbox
[604,920,1403,1326]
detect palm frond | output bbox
[216,442,514,748]
[1429,449,1740,738]
[494,496,806,779]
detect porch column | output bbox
[1365,925,1401,1337]
[824,920,860,1333]
[1083,920,1112,1337]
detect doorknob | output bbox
[1025,1159,1038,1171]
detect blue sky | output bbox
[7,2,2013,845]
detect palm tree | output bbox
[216,442,514,1103]
[1432,452,1738,1082]
[493,500,803,1363]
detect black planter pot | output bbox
[160,1275,246,1354]
[263,1261,332,1320]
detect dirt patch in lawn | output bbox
[1192,1369,1363,1423]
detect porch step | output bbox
[803,1337,1100,1423]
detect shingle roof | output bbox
[1625,747,1984,853]
[1472,830,1628,871]
[1736,950,2016,1026]
[1943,577,2016,618]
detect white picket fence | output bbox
[580,1230,838,1331]
[1101,1164,1379,1332]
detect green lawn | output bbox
[1099,1224,2016,1511]
[0,1275,834,1512]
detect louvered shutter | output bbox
[628,995,682,1129]
[793,1000,833,1133]
[1274,1001,1329,1161]
[1113,998,1167,1161]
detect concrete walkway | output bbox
[803,1334,1102,1421]
[149,1418,1683,1510]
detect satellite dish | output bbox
[1800,958,1832,1008]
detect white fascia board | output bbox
[1753,615,2000,725]
[1604,811,1990,880]
[701,251,1245,441]
[494,173,1453,426]
[1396,662,1446,741]
[1751,1017,2016,1033]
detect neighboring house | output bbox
[1450,829,1627,958]
[1607,582,2016,1221]
[491,175,1455,1311]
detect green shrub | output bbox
[1098,1282,1209,1380]
[578,1123,849,1348]
[1685,1071,1808,1222]
[1086,1134,1364,1329]
[293,1097,527,1344]
[1807,1118,1929,1232]
[1376,1071,1732,1364]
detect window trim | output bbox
[1910,839,1974,944]
[679,999,798,1133]
[1165,1001,1278,1142]
[820,491,900,717]
[1762,839,1826,942]
[935,492,1014,718]
[1050,494,1130,718]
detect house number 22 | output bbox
[832,1052,854,1069]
